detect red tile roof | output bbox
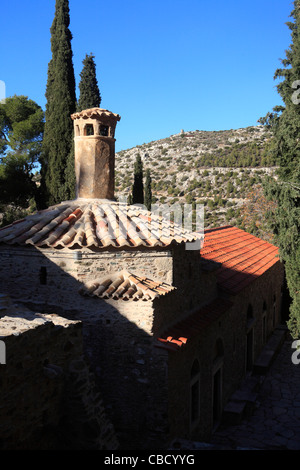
[156,298,233,351]
[79,270,175,301]
[201,226,280,295]
[0,200,201,249]
[156,226,280,351]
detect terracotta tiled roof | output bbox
[201,226,280,295]
[0,199,201,249]
[156,298,233,351]
[79,270,175,301]
[71,107,121,121]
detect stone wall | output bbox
[0,245,174,301]
[0,243,285,448]
[0,243,217,339]
[0,302,118,450]
[0,246,177,449]
[72,297,170,449]
[166,261,285,443]
[172,244,218,312]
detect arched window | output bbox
[213,339,224,425]
[99,124,109,136]
[214,338,224,362]
[246,303,254,330]
[262,301,267,343]
[190,359,200,427]
[247,304,253,319]
[191,359,200,377]
[273,294,276,327]
[246,304,254,371]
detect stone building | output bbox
[0,298,119,450]
[0,107,285,449]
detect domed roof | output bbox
[0,199,201,250]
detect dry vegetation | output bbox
[115,125,277,230]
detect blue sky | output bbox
[0,0,294,152]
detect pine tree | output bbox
[261,1,300,339]
[40,0,77,207]
[144,168,152,210]
[0,95,44,210]
[77,53,101,111]
[132,154,144,204]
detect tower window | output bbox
[100,125,109,136]
[84,124,94,136]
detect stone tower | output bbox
[71,108,121,200]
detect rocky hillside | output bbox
[115,125,277,230]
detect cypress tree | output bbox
[40,0,77,207]
[261,1,300,339]
[132,154,144,204]
[144,168,152,210]
[77,53,101,111]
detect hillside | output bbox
[115,125,277,231]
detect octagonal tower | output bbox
[71,108,121,200]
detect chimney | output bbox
[71,108,121,200]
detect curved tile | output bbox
[0,199,201,249]
[201,226,280,294]
[80,270,175,301]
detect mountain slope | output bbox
[115,125,276,230]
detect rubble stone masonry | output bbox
[0,241,285,447]
[0,303,118,450]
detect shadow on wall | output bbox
[0,302,119,450]
[0,240,286,449]
[0,245,169,450]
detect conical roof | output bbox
[0,199,201,250]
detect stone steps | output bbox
[253,326,287,375]
[222,385,259,425]
[222,400,247,425]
